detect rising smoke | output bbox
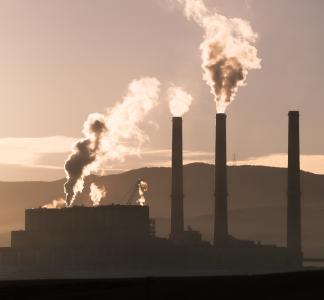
[176,0,261,112]
[102,77,161,161]
[89,183,107,206]
[64,113,107,206]
[167,86,193,116]
[64,77,161,207]
[42,198,67,209]
[137,179,148,206]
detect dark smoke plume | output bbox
[64,114,107,206]
[176,0,261,112]
[62,77,160,207]
[208,54,244,105]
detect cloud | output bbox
[0,136,76,167]
[0,136,323,181]
[139,149,324,175]
[234,154,324,175]
[142,148,213,157]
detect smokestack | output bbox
[171,117,184,240]
[214,113,228,247]
[287,111,302,263]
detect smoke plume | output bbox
[89,183,107,206]
[64,113,107,207]
[176,0,261,112]
[64,77,160,206]
[167,86,193,116]
[102,77,161,161]
[42,198,67,209]
[137,179,148,206]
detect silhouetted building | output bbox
[287,111,303,267]
[0,204,295,279]
[12,205,150,250]
[214,113,228,247]
[170,117,184,241]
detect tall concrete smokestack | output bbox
[287,111,302,265]
[171,117,184,240]
[214,113,228,247]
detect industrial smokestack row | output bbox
[214,113,228,247]
[169,110,303,263]
[287,111,303,266]
[170,117,184,240]
[170,113,229,246]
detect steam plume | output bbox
[102,77,161,161]
[167,86,193,116]
[137,179,148,206]
[176,0,261,112]
[64,113,107,207]
[42,198,67,209]
[89,183,107,206]
[64,77,160,206]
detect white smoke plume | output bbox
[64,77,160,206]
[64,113,107,207]
[137,179,148,206]
[89,183,107,206]
[42,198,67,209]
[101,77,161,162]
[176,0,261,112]
[167,86,193,116]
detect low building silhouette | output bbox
[0,204,295,279]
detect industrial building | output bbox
[0,111,303,278]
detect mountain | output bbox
[0,163,324,257]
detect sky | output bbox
[0,0,323,181]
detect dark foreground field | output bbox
[0,270,323,300]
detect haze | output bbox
[0,0,323,181]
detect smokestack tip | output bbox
[289,111,299,117]
[172,117,183,124]
[216,113,227,120]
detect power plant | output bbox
[0,111,303,279]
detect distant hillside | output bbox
[0,163,324,257]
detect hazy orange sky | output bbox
[0,0,323,181]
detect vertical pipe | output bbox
[214,113,228,247]
[287,111,302,262]
[171,117,184,240]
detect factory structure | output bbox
[0,111,303,278]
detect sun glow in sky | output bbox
[0,0,323,181]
